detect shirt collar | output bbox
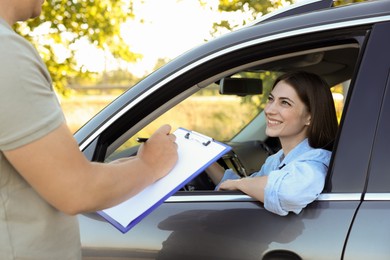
[279,138,311,167]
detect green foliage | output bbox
[210,0,293,32]
[218,0,289,16]
[14,0,140,95]
[333,0,366,6]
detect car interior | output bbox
[104,42,360,192]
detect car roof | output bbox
[250,0,334,25]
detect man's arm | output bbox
[4,123,178,215]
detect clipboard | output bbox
[97,127,231,233]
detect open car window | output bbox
[105,71,279,162]
[103,41,359,191]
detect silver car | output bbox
[77,0,390,259]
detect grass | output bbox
[61,92,344,140]
[60,93,259,144]
[60,94,118,133]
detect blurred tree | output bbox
[14,0,141,95]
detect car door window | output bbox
[105,82,261,162]
[106,60,350,188]
[95,31,365,196]
[105,71,283,162]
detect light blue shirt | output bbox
[218,139,331,216]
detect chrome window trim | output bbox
[364,193,390,201]
[166,194,255,202]
[165,193,363,203]
[317,193,362,201]
[79,15,390,151]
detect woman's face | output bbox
[264,80,311,148]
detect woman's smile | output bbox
[267,119,282,127]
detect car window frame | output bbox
[326,22,390,194]
[362,22,390,195]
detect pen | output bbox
[137,137,149,143]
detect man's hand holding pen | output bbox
[136,125,178,181]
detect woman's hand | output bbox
[218,179,241,190]
[218,176,268,203]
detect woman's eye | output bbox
[267,96,274,102]
[281,100,291,106]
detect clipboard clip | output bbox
[184,131,213,146]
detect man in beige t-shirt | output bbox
[0,16,82,259]
[0,1,178,259]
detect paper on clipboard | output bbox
[97,127,231,233]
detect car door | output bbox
[342,22,390,260]
[78,21,383,260]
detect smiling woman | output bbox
[207,71,338,216]
[267,71,338,152]
[264,81,312,154]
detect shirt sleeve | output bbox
[0,31,64,150]
[264,150,330,216]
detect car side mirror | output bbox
[219,78,263,96]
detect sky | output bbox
[122,0,220,75]
[74,0,254,77]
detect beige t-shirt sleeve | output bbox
[0,27,65,151]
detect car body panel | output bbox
[344,201,390,260]
[80,196,360,260]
